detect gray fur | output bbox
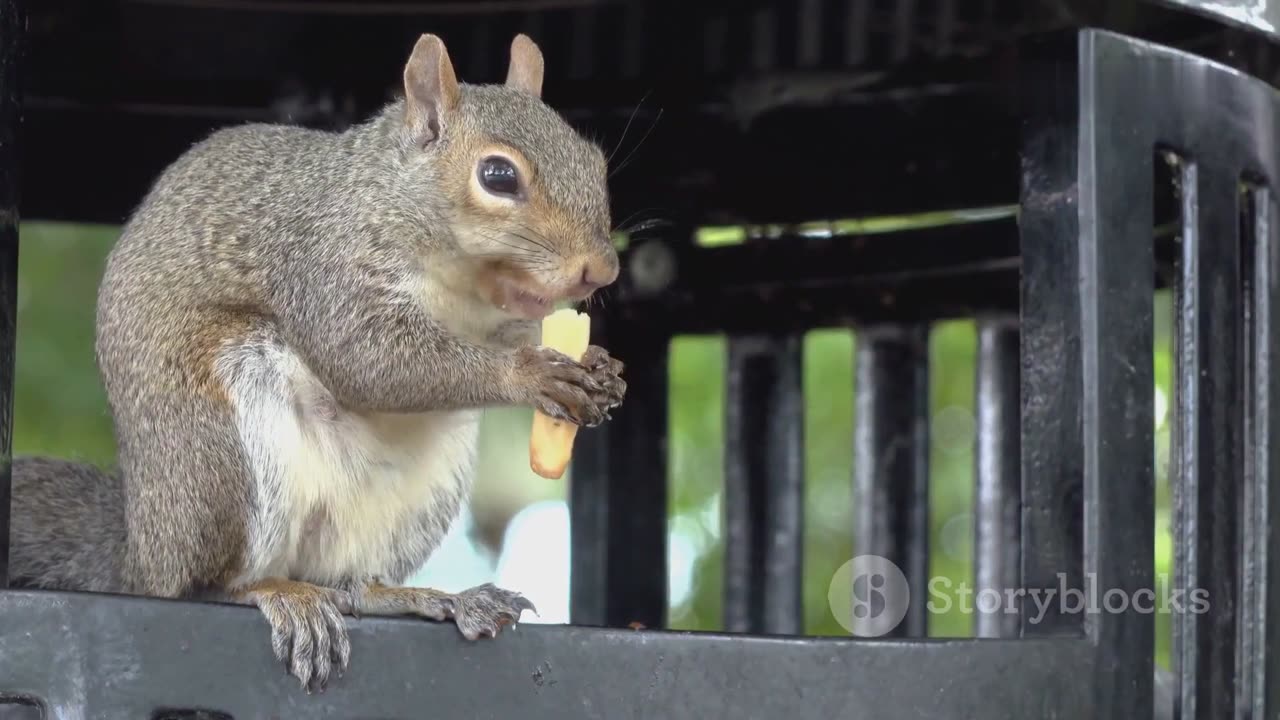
[9,456,127,593]
[9,34,626,691]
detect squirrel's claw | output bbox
[450,583,537,641]
[520,343,626,428]
[350,581,534,641]
[244,580,351,694]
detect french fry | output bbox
[529,308,592,479]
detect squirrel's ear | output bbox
[505,34,544,98]
[403,34,461,146]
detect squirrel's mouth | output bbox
[494,278,554,320]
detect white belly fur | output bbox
[219,339,479,588]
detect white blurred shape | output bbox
[494,500,571,624]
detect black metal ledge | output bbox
[0,590,1091,719]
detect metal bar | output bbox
[1016,32,1085,640]
[751,5,775,71]
[0,589,1096,719]
[1262,187,1280,720]
[935,0,956,57]
[845,0,870,66]
[853,324,930,638]
[891,0,915,63]
[620,0,644,78]
[569,4,595,80]
[972,316,1020,639]
[1151,0,1280,44]
[569,311,669,629]
[608,216,1022,335]
[1076,29,1157,719]
[723,334,804,635]
[1171,160,1243,720]
[0,0,21,590]
[797,0,822,68]
[1239,183,1278,719]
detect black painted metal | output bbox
[1018,29,1160,719]
[1239,183,1279,720]
[612,219,1022,333]
[569,310,670,630]
[0,590,1093,719]
[20,1,1242,228]
[1017,26,1280,718]
[852,324,930,638]
[723,334,804,635]
[973,317,1020,639]
[1072,34,1159,720]
[1172,157,1243,720]
[1017,35,1088,645]
[4,2,1279,718]
[1153,0,1280,41]
[0,0,19,592]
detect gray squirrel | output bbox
[8,33,626,692]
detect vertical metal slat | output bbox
[1172,162,1243,720]
[0,0,20,589]
[891,0,915,64]
[853,324,930,638]
[569,4,596,80]
[1017,34,1085,641]
[797,0,823,68]
[1075,33,1156,719]
[845,0,871,67]
[570,314,670,629]
[1240,182,1279,719]
[723,334,805,635]
[973,316,1020,639]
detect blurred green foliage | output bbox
[14,220,1175,668]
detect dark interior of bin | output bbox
[24,0,1257,228]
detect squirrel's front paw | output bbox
[516,345,624,427]
[582,344,626,412]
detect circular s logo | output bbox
[828,555,910,637]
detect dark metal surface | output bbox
[1072,31,1158,719]
[614,218,1023,333]
[1015,26,1280,718]
[1239,182,1278,720]
[0,590,1095,719]
[1017,32,1086,641]
[0,0,20,591]
[1153,0,1280,41]
[569,311,669,630]
[16,0,1235,228]
[723,334,804,635]
[1018,27,1177,719]
[852,324,930,638]
[1037,24,1280,720]
[1172,160,1242,719]
[972,317,1020,639]
[3,4,1277,717]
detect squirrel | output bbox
[7,32,627,692]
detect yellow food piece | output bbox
[530,308,592,479]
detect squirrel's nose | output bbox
[575,254,620,294]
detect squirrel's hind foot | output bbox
[237,578,352,693]
[351,580,536,640]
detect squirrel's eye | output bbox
[478,156,520,197]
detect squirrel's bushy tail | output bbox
[8,456,127,593]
